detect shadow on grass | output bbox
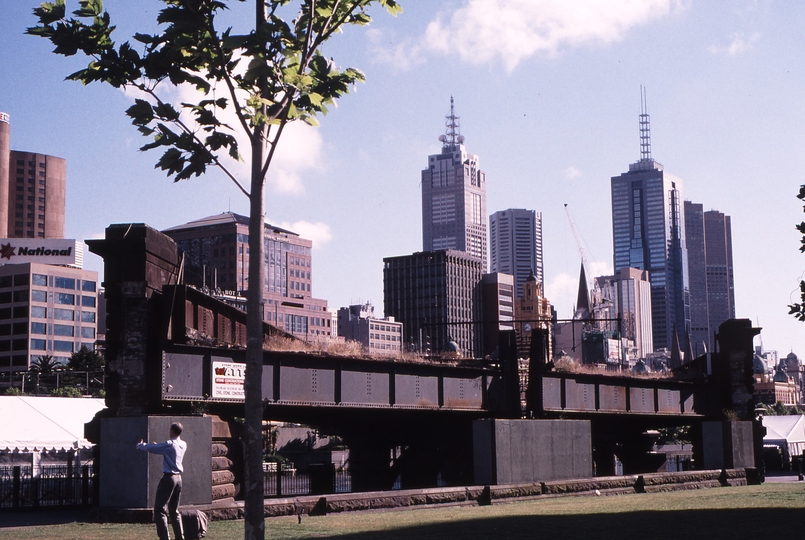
[322,507,802,540]
[0,508,94,528]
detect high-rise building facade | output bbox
[336,303,403,356]
[383,250,482,356]
[610,97,689,352]
[593,267,653,360]
[163,212,333,341]
[0,262,98,372]
[489,208,543,297]
[481,272,514,356]
[684,201,735,357]
[421,98,487,270]
[0,113,66,239]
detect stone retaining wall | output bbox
[176,467,750,522]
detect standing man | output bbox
[137,422,187,540]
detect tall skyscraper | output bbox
[684,201,735,357]
[421,98,487,270]
[489,208,543,297]
[610,91,690,352]
[0,113,9,238]
[0,112,66,239]
[383,250,482,356]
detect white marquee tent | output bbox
[0,395,105,452]
[763,414,805,466]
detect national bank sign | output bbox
[0,239,82,266]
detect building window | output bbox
[53,324,74,337]
[56,293,75,305]
[80,311,95,323]
[31,306,47,319]
[54,277,76,290]
[53,340,73,353]
[31,290,47,303]
[81,327,95,339]
[81,296,96,308]
[31,339,46,351]
[54,308,74,321]
[82,280,96,292]
[32,274,47,286]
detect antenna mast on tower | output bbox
[639,85,652,161]
[440,95,464,150]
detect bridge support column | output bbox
[701,420,755,470]
[346,438,397,492]
[98,415,212,509]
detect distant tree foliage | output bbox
[50,386,84,398]
[757,401,803,416]
[790,185,805,321]
[68,346,105,371]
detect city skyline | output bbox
[2,1,804,357]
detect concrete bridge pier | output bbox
[344,436,398,492]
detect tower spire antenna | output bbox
[639,85,652,161]
[440,95,464,150]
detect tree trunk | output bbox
[244,3,267,539]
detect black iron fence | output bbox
[0,464,95,510]
[262,462,352,497]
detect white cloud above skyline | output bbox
[276,220,334,248]
[708,32,761,55]
[374,0,686,72]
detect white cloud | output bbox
[276,220,333,248]
[367,28,427,72]
[562,166,581,180]
[121,74,325,196]
[546,271,579,317]
[708,32,760,56]
[546,259,612,318]
[421,0,685,72]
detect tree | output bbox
[68,345,105,371]
[30,354,59,374]
[29,1,400,538]
[790,185,805,321]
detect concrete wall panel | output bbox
[473,419,592,485]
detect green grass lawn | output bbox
[1,483,803,539]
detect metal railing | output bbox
[262,463,352,497]
[0,464,95,509]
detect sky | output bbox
[1,0,804,357]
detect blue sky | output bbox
[2,0,804,357]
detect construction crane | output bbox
[564,203,593,296]
[565,203,593,317]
